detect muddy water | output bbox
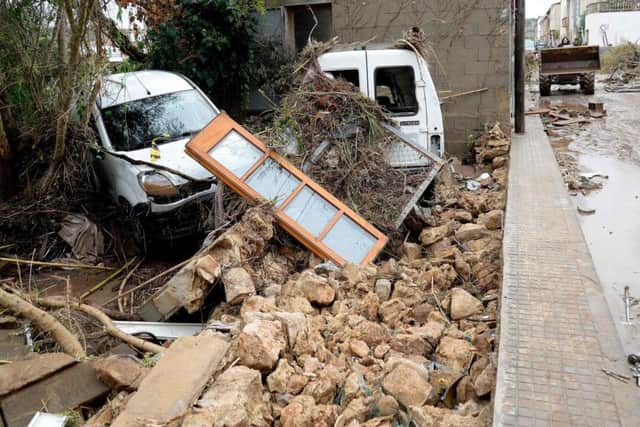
[539,80,640,354]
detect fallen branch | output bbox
[38,297,165,354]
[100,258,191,307]
[0,288,86,358]
[0,257,114,270]
[80,256,139,300]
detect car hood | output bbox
[123,138,214,185]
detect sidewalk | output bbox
[493,116,640,426]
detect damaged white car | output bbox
[91,70,218,241]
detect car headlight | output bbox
[138,171,179,197]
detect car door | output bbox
[366,50,430,168]
[317,51,368,97]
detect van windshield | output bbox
[101,89,217,151]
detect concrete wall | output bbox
[330,0,511,155]
[586,11,640,46]
[549,3,562,38]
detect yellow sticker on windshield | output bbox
[150,142,161,162]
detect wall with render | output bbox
[331,0,511,155]
[586,11,640,46]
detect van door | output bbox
[317,51,368,97]
[365,50,430,168]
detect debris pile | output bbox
[603,42,640,93]
[0,121,508,425]
[527,102,609,193]
[252,40,441,238]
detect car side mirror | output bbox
[95,151,104,161]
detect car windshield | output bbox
[101,89,217,151]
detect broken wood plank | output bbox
[110,335,230,427]
[525,108,551,115]
[0,353,75,396]
[553,118,590,126]
[1,362,109,427]
[548,111,572,121]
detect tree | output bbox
[147,0,265,115]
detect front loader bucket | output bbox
[540,46,601,75]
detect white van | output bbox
[318,45,444,167]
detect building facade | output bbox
[263,0,511,156]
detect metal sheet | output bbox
[27,413,67,427]
[113,321,204,340]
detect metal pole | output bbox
[515,0,526,134]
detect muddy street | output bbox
[534,79,640,355]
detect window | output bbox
[327,69,360,88]
[374,67,419,116]
[287,4,332,52]
[186,113,388,266]
[101,89,217,151]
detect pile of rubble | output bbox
[0,123,509,426]
[528,102,608,192]
[604,42,640,93]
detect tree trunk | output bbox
[95,10,147,63]
[0,115,14,201]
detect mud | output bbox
[534,77,640,355]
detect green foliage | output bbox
[148,0,266,115]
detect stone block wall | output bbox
[331,0,512,155]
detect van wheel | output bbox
[118,198,147,253]
[581,73,595,95]
[539,76,551,96]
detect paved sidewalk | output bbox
[493,116,640,427]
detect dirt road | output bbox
[535,79,640,355]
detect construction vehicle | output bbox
[539,45,601,96]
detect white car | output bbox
[92,70,218,240]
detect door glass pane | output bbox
[328,69,360,88]
[374,66,418,115]
[246,159,300,206]
[208,130,263,177]
[283,187,337,237]
[322,216,377,265]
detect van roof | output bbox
[98,70,194,109]
[328,42,412,53]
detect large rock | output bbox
[409,320,445,347]
[477,210,503,230]
[183,366,271,427]
[454,223,488,242]
[110,336,229,427]
[419,222,452,246]
[435,337,476,371]
[378,299,408,327]
[390,333,432,356]
[382,360,432,407]
[450,288,484,320]
[222,267,255,304]
[401,242,422,261]
[238,319,286,371]
[297,270,335,306]
[349,339,370,358]
[94,356,147,391]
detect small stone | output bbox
[376,395,399,416]
[410,320,445,347]
[378,299,408,327]
[450,288,484,320]
[401,242,422,261]
[454,223,488,242]
[94,356,147,391]
[477,210,503,230]
[474,363,496,396]
[375,279,393,302]
[267,359,307,394]
[374,344,391,359]
[492,156,507,169]
[349,339,370,358]
[435,336,476,371]
[297,270,335,306]
[237,319,286,371]
[390,333,432,356]
[382,362,432,407]
[419,222,452,246]
[222,267,255,304]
